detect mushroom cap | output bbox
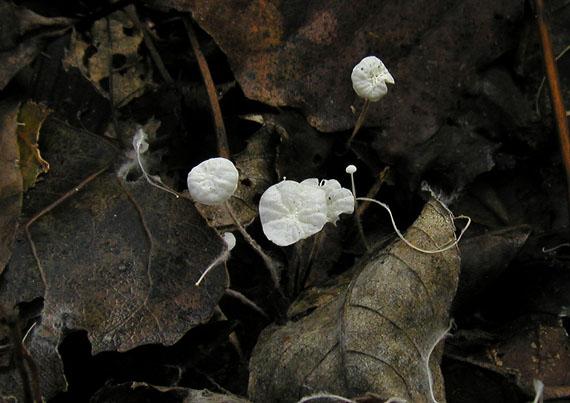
[259,180,328,246]
[222,232,236,251]
[351,56,395,102]
[187,157,239,205]
[301,179,354,224]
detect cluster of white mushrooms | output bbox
[187,158,354,247]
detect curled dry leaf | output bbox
[248,198,460,402]
[16,100,51,191]
[0,100,23,275]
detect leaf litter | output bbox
[249,197,460,402]
[0,0,568,402]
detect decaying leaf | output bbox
[196,124,277,228]
[159,0,521,137]
[16,100,51,191]
[0,2,71,89]
[91,382,250,403]
[453,225,530,312]
[0,175,228,401]
[0,100,23,276]
[451,315,570,401]
[249,197,460,402]
[63,10,153,106]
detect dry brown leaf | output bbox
[0,100,23,275]
[156,0,521,137]
[248,198,460,402]
[91,381,250,403]
[0,175,229,401]
[0,119,229,400]
[16,100,51,191]
[0,2,71,89]
[63,10,153,106]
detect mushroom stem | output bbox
[223,201,281,290]
[345,99,370,150]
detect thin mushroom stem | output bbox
[223,201,281,290]
[357,196,471,254]
[345,99,370,150]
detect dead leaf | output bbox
[453,225,531,312]
[0,100,23,275]
[16,100,51,191]
[158,0,521,137]
[0,2,71,89]
[0,116,228,401]
[453,315,570,400]
[248,197,460,402]
[91,381,250,403]
[196,124,277,228]
[63,10,153,106]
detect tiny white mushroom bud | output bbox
[187,157,238,205]
[259,180,328,246]
[222,232,236,251]
[345,165,357,174]
[133,128,149,154]
[351,56,395,102]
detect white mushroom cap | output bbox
[187,157,239,205]
[259,180,328,246]
[222,232,236,251]
[301,179,354,224]
[351,56,395,102]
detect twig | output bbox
[535,0,570,224]
[24,164,113,287]
[357,166,390,216]
[223,201,281,290]
[183,16,231,159]
[125,5,174,85]
[344,99,370,151]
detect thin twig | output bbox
[183,16,231,159]
[344,99,370,151]
[125,5,174,85]
[222,201,281,290]
[535,0,570,223]
[24,163,114,288]
[357,166,390,216]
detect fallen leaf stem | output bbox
[345,99,370,150]
[184,16,231,159]
[534,0,570,224]
[223,201,281,290]
[125,5,174,85]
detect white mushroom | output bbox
[259,180,328,246]
[300,179,354,224]
[187,157,239,205]
[351,56,395,102]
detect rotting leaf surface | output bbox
[248,198,460,402]
[0,173,227,400]
[0,100,23,276]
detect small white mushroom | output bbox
[300,179,354,224]
[222,232,236,251]
[187,157,239,205]
[351,56,395,102]
[259,180,328,246]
